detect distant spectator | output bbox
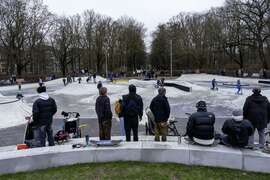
[221,110,253,148]
[38,77,43,87]
[63,78,66,86]
[243,88,270,148]
[150,88,170,141]
[95,87,112,140]
[93,73,97,83]
[97,81,103,90]
[78,77,82,84]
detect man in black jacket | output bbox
[222,110,253,148]
[32,86,57,147]
[150,87,170,141]
[186,101,215,145]
[243,88,270,148]
[122,84,143,141]
[95,87,112,140]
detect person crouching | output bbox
[150,87,170,141]
[221,110,253,148]
[186,101,215,145]
[95,87,112,140]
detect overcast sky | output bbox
[43,0,225,46]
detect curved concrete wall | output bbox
[0,136,269,175]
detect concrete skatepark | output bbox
[0,74,270,175]
[0,136,270,175]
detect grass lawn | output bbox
[1,162,270,180]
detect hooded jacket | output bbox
[32,93,57,127]
[122,85,143,119]
[150,95,170,123]
[243,94,270,129]
[222,117,254,147]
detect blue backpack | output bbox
[125,98,140,117]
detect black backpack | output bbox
[125,98,140,117]
[231,121,246,146]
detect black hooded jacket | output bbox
[150,95,170,123]
[32,95,57,127]
[186,110,215,140]
[222,118,253,147]
[243,94,270,129]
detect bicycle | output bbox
[265,129,270,145]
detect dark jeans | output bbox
[99,120,112,140]
[33,124,55,147]
[124,117,138,141]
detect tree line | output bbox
[0,0,146,76]
[150,0,270,74]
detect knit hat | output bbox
[232,109,243,121]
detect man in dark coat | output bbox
[150,87,170,141]
[222,110,254,148]
[95,87,112,140]
[122,84,143,141]
[186,101,215,145]
[243,88,270,148]
[32,86,57,147]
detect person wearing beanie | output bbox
[150,87,170,141]
[186,101,215,145]
[95,87,112,140]
[221,110,253,148]
[32,86,57,147]
[243,87,270,148]
[122,84,143,141]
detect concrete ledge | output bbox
[0,136,269,175]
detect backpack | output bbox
[125,98,140,117]
[115,100,122,115]
[145,107,155,123]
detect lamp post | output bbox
[170,40,173,77]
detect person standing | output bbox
[63,78,66,86]
[211,78,217,90]
[150,88,170,141]
[95,87,112,140]
[243,88,270,148]
[93,73,97,83]
[221,110,253,148]
[186,101,215,146]
[122,84,143,141]
[32,86,57,147]
[236,79,242,95]
[78,77,82,84]
[38,77,43,87]
[97,81,103,90]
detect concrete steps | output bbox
[0,136,269,175]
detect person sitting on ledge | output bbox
[186,101,215,146]
[221,110,254,148]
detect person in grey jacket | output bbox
[95,87,112,140]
